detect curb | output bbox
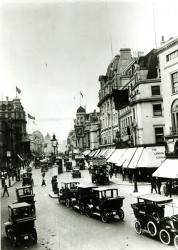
[48,192,59,199]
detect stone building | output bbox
[43,133,53,157]
[29,130,44,156]
[0,97,29,170]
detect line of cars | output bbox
[58,181,178,249]
[4,173,37,247]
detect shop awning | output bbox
[88,150,96,157]
[93,149,101,158]
[96,149,107,158]
[136,146,165,168]
[153,159,178,179]
[105,149,115,159]
[122,148,137,168]
[107,149,126,164]
[127,147,144,169]
[115,149,129,166]
[83,150,91,156]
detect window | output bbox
[151,85,160,96]
[153,104,162,116]
[167,50,178,61]
[172,71,178,93]
[155,127,164,144]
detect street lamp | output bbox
[51,134,58,160]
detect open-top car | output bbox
[15,186,35,211]
[58,181,80,207]
[4,202,37,246]
[85,187,125,223]
[71,184,97,214]
[72,167,81,178]
[131,193,178,247]
[22,172,33,186]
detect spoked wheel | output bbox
[147,221,157,237]
[174,235,178,249]
[79,204,85,215]
[65,199,71,208]
[32,229,38,243]
[117,209,124,220]
[101,212,109,223]
[85,207,92,218]
[159,229,171,245]
[135,220,142,235]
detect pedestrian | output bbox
[2,183,9,197]
[122,169,126,181]
[151,177,157,193]
[114,168,117,178]
[41,177,47,186]
[1,175,5,188]
[167,180,172,197]
[156,178,162,194]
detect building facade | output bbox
[29,130,44,156]
[157,37,178,157]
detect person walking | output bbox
[41,177,47,187]
[156,178,162,194]
[151,177,157,193]
[2,183,9,197]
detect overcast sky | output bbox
[0,0,177,142]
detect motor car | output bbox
[72,167,81,178]
[71,184,97,214]
[56,158,63,174]
[41,163,48,173]
[4,202,37,246]
[75,156,85,170]
[131,193,178,247]
[15,186,36,211]
[22,173,33,186]
[66,161,72,172]
[58,181,80,207]
[85,187,125,223]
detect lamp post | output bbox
[51,134,58,162]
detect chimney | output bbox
[120,48,131,60]
[161,36,165,45]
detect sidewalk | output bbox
[0,177,19,190]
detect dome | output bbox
[76,106,86,114]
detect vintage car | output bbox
[22,173,33,186]
[71,184,97,214]
[85,187,125,223]
[56,158,63,174]
[71,167,81,178]
[41,164,48,173]
[65,161,72,172]
[15,186,35,211]
[4,202,37,246]
[131,193,178,247]
[58,181,80,207]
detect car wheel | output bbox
[135,220,142,235]
[118,209,124,220]
[101,212,108,223]
[174,235,178,249]
[65,199,71,208]
[147,221,157,237]
[85,207,92,218]
[79,204,85,215]
[159,229,171,245]
[33,229,37,243]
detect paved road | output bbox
[1,167,174,250]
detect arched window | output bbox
[171,99,178,134]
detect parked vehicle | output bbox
[75,155,85,170]
[85,187,125,223]
[4,202,37,246]
[72,167,81,178]
[91,158,109,185]
[66,161,72,172]
[58,181,80,207]
[22,173,33,186]
[71,184,97,214]
[41,164,48,173]
[131,193,178,247]
[15,186,35,211]
[56,157,63,174]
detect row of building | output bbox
[67,36,178,159]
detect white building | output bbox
[157,37,178,156]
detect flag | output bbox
[28,113,35,120]
[16,86,21,94]
[80,91,83,98]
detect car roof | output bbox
[138,194,173,204]
[16,186,32,190]
[77,184,97,189]
[61,181,80,184]
[8,202,31,209]
[93,187,118,192]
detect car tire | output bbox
[33,229,37,243]
[159,229,171,245]
[65,199,71,208]
[101,212,108,223]
[79,204,85,215]
[85,207,92,218]
[147,221,157,237]
[118,209,124,220]
[174,235,178,249]
[135,220,142,235]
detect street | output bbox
[1,166,173,250]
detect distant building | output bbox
[157,36,178,157]
[29,130,44,156]
[0,97,30,170]
[44,133,53,157]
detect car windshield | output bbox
[13,207,33,219]
[100,189,118,199]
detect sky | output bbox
[0,0,177,143]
